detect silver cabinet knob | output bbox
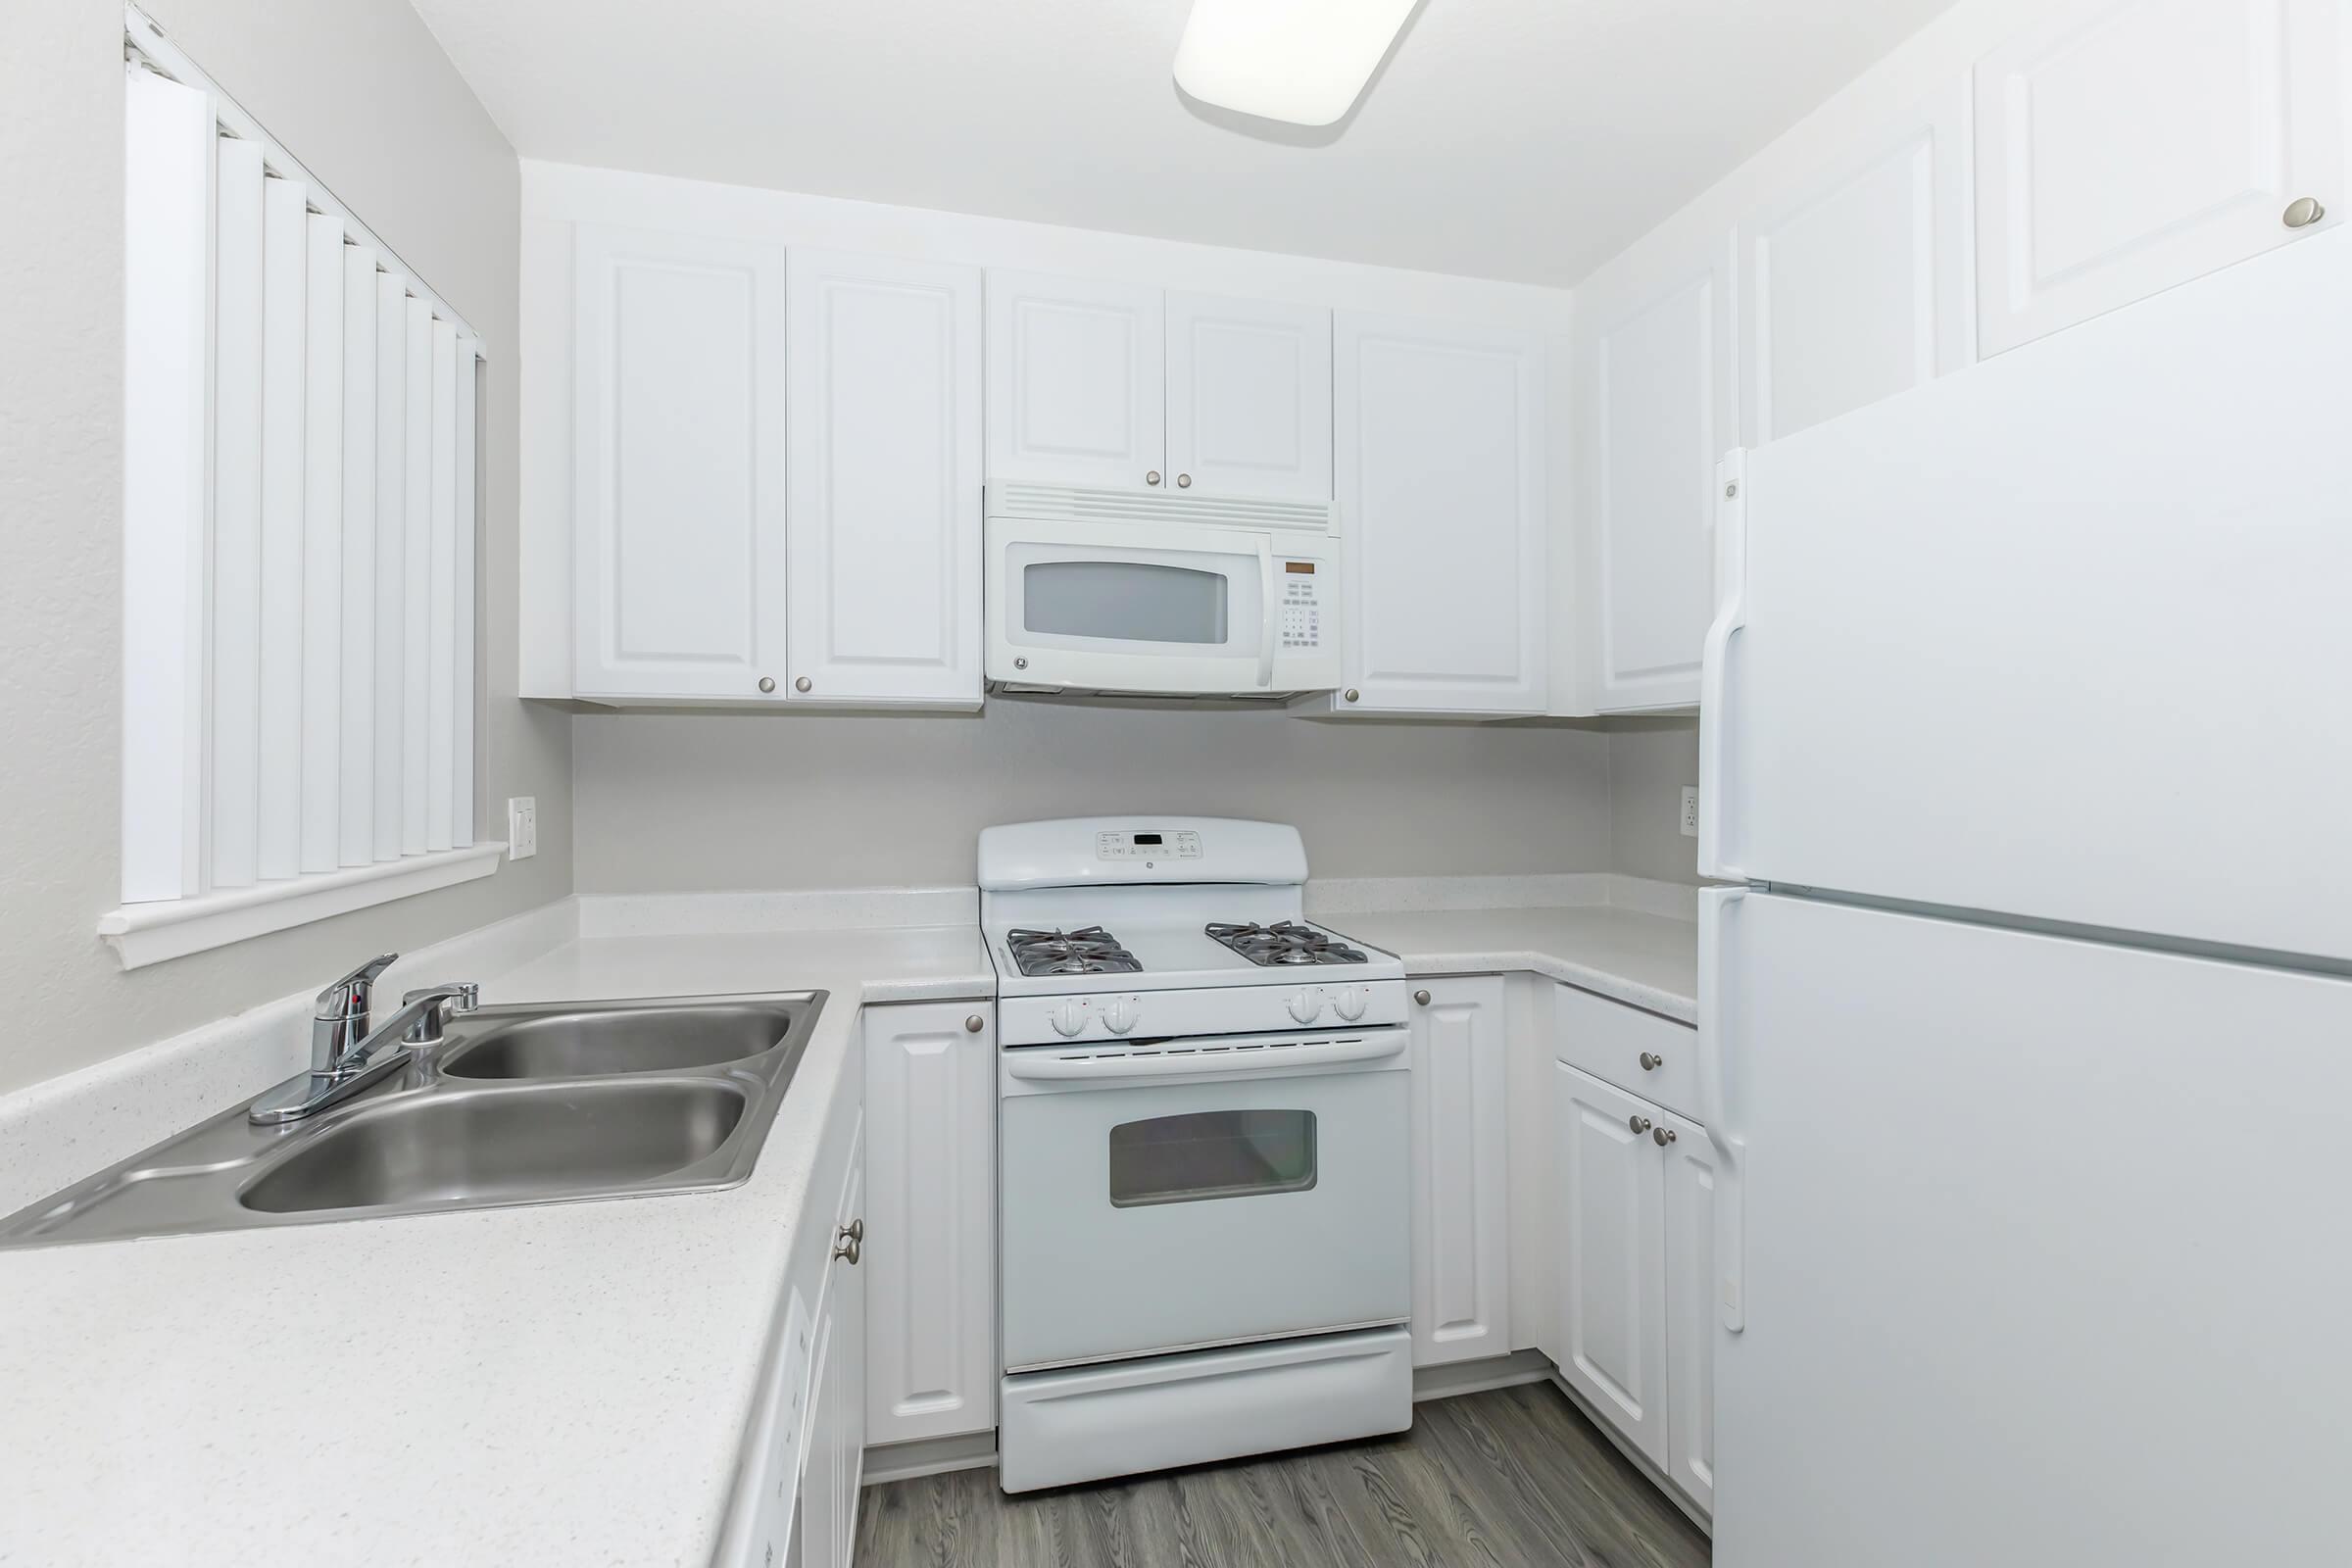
[1652,1126,1678,1147]
[1629,1114,1652,1134]
[964,1014,985,1033]
[794,675,812,693]
[757,676,775,694]
[2284,196,2327,228]
[833,1217,863,1264]
[1640,1052,1664,1071]
[1176,473,1192,488]
[1146,470,1162,486]
[1344,688,1360,703]
[1413,989,1432,1006]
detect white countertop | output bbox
[0,900,1692,1566]
[0,924,993,1568]
[1334,905,1699,1023]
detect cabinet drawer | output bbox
[1554,984,1698,1121]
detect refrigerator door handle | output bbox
[1698,450,1749,882]
[1699,885,1748,1333]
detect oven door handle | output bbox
[1004,1031,1407,1083]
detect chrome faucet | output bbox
[250,956,479,1125]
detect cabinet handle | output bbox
[2283,196,2327,228]
[1146,470,1162,486]
[1629,1114,1652,1134]
[964,1014,985,1033]
[1176,473,1192,489]
[794,675,812,693]
[1344,689,1360,704]
[1652,1126,1678,1147]
[834,1218,863,1264]
[757,676,775,694]
[1640,1052,1664,1071]
[1413,989,1432,1006]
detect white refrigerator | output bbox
[1697,223,2352,1565]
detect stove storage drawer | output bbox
[999,1041,1410,1372]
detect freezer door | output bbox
[1705,889,2352,1568]
[1707,225,2352,962]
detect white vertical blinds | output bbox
[119,25,483,919]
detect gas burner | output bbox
[1204,920,1368,967]
[1005,926,1143,978]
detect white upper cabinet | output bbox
[1580,249,1733,712]
[573,224,788,701]
[1974,0,2345,356]
[1164,292,1333,502]
[1331,313,1546,715]
[1738,87,1973,446]
[785,250,984,709]
[986,271,1165,491]
[1407,978,1510,1368]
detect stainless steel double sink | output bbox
[0,992,826,1250]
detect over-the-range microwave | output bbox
[984,483,1343,699]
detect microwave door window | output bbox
[1022,561,1230,646]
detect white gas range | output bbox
[979,817,1415,1494]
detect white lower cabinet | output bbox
[862,1002,998,1446]
[1547,993,1714,1517]
[799,1150,866,1568]
[1407,977,1510,1366]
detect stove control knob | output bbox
[1287,989,1324,1024]
[1050,1001,1088,1038]
[1102,998,1140,1035]
[1332,985,1367,1022]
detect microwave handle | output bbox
[1255,541,1277,689]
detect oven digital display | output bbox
[1133,833,1162,846]
[1096,829,1202,860]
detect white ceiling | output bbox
[413,0,1958,287]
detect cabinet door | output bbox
[1582,247,1734,712]
[1551,1061,1669,1466]
[863,1003,997,1446]
[1660,1108,1716,1516]
[1738,88,1972,446]
[1407,977,1510,1367]
[785,251,983,709]
[1333,314,1546,714]
[985,271,1164,490]
[1974,0,2344,356]
[1165,292,1332,502]
[573,223,788,701]
[798,1157,866,1568]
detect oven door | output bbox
[999,1029,1411,1372]
[985,516,1278,694]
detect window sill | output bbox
[97,843,508,970]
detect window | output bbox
[106,9,495,968]
[1106,1109,1319,1207]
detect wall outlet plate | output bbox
[507,797,538,860]
[1680,786,1700,838]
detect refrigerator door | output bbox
[1704,888,2352,1567]
[1704,226,2352,962]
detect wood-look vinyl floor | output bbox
[854,1382,1712,1567]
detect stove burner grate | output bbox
[1203,920,1369,967]
[1005,926,1144,978]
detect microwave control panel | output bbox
[1279,562,1324,651]
[1096,829,1204,861]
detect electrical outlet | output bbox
[1680,786,1700,838]
[507,796,538,860]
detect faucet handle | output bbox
[318,954,399,1019]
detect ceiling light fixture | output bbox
[1172,0,1420,128]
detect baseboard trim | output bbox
[862,1430,998,1487]
[1546,1373,1713,1537]
[1411,1348,1554,1402]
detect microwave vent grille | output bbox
[985,483,1336,534]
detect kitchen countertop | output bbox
[0,924,994,1568]
[0,901,1694,1566]
[1336,904,1699,1023]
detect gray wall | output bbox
[0,0,569,1096]
[574,704,1614,891]
[1606,717,1703,886]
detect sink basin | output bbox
[0,989,825,1250]
[438,1002,802,1080]
[239,1079,748,1214]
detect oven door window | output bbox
[1022,560,1229,645]
[1107,1109,1317,1207]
